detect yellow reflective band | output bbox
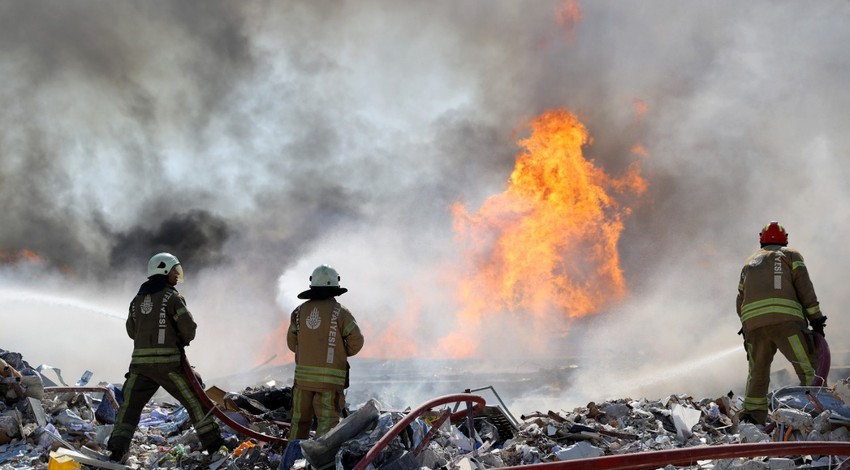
[741,297,802,313]
[295,365,347,378]
[133,347,181,357]
[743,396,769,411]
[294,374,346,386]
[168,371,216,433]
[740,298,804,322]
[174,307,190,319]
[289,387,304,438]
[317,390,337,436]
[744,396,768,405]
[294,365,346,386]
[740,306,804,323]
[131,355,182,364]
[113,373,139,435]
[342,322,358,336]
[788,334,815,385]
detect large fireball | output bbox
[442,109,646,356]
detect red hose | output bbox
[353,393,486,470]
[506,441,850,470]
[181,356,288,446]
[812,333,831,387]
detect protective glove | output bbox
[810,316,827,337]
[737,327,748,359]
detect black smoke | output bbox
[108,209,231,274]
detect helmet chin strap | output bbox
[173,264,184,284]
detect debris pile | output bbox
[4,346,850,469]
[329,389,850,469]
[0,348,293,469]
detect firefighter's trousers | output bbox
[289,385,344,440]
[108,363,222,454]
[743,321,818,423]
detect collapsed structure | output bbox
[4,347,850,469]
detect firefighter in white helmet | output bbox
[736,222,825,425]
[108,252,224,463]
[287,264,364,439]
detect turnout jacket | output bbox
[736,245,824,334]
[126,276,197,366]
[287,298,364,391]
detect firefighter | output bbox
[287,264,364,439]
[107,253,224,463]
[736,222,826,425]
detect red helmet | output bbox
[759,221,788,245]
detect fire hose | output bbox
[181,356,289,446]
[352,393,486,470]
[501,441,850,470]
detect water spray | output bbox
[0,288,125,320]
[608,345,743,394]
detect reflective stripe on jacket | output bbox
[126,284,197,365]
[130,347,183,365]
[736,246,823,333]
[287,298,364,391]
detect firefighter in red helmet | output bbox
[736,222,826,425]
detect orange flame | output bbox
[261,110,646,364]
[631,143,649,157]
[258,320,291,367]
[631,99,650,159]
[556,0,583,41]
[632,98,649,120]
[359,320,419,359]
[0,249,44,265]
[445,109,646,357]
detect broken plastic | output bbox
[770,386,850,419]
[300,398,381,469]
[670,403,702,441]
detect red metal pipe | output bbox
[507,441,850,470]
[353,393,486,470]
[181,356,289,446]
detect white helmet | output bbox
[147,252,184,283]
[310,264,341,287]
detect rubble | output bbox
[4,346,850,469]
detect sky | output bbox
[2,1,850,412]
